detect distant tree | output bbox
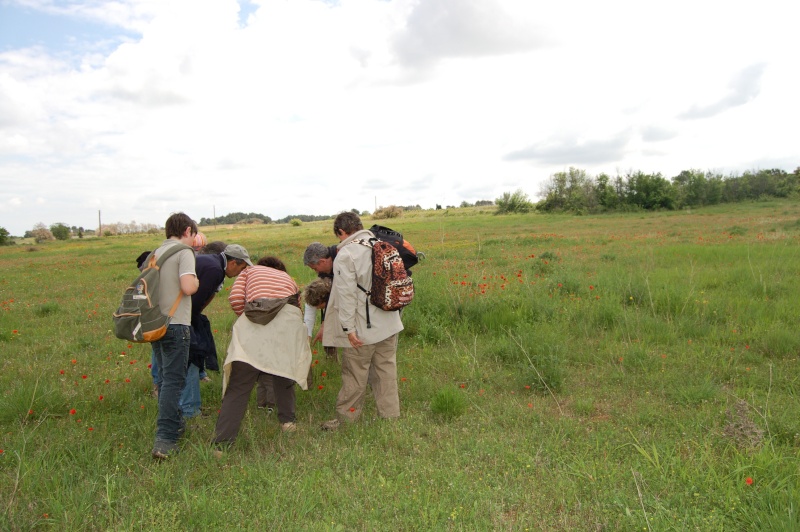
[200,212,272,225]
[459,201,473,208]
[474,200,494,206]
[495,189,534,214]
[31,223,54,243]
[0,226,10,246]
[373,205,403,219]
[50,223,71,240]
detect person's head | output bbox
[303,242,333,275]
[257,256,287,272]
[304,278,332,309]
[200,241,227,255]
[192,231,208,251]
[164,212,198,243]
[333,212,363,241]
[223,244,253,277]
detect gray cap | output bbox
[223,244,253,267]
[303,242,329,266]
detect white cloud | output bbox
[0,0,797,235]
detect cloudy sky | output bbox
[0,0,797,235]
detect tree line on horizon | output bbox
[533,166,800,214]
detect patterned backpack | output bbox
[355,237,414,328]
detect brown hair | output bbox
[257,256,287,272]
[333,211,363,237]
[164,212,198,239]
[304,278,332,308]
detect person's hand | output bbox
[347,331,363,348]
[313,322,324,344]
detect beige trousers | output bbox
[336,334,400,422]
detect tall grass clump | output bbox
[430,385,467,420]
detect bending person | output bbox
[213,257,312,449]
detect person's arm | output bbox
[180,274,199,296]
[304,302,316,339]
[228,271,247,316]
[334,249,363,348]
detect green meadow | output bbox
[1,201,799,530]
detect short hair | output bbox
[304,278,332,308]
[164,212,198,239]
[257,256,287,272]
[199,241,227,255]
[333,212,362,237]
[303,242,330,266]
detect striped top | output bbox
[229,266,300,316]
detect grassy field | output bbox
[1,201,799,530]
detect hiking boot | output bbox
[281,422,297,433]
[151,440,178,460]
[320,419,340,431]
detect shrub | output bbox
[50,223,70,240]
[31,223,54,243]
[290,218,302,227]
[0,226,10,245]
[431,385,467,420]
[373,205,403,219]
[495,189,534,214]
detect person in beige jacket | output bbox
[321,212,404,430]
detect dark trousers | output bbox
[213,361,296,444]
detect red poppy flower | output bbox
[745,477,753,485]
[318,385,324,390]
[349,407,355,412]
[59,370,65,375]
[12,330,18,334]
[82,375,87,379]
[124,378,130,383]
[321,372,327,377]
[98,395,104,401]
[69,409,76,415]
[71,359,77,364]
[105,379,110,384]
[88,427,94,431]
[28,409,34,415]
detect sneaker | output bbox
[151,440,177,460]
[320,419,340,431]
[281,422,297,433]
[200,376,212,383]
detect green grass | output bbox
[1,200,800,529]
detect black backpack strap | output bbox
[357,283,372,329]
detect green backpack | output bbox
[112,243,191,343]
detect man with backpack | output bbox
[150,213,199,459]
[320,212,404,431]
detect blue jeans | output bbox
[152,324,190,444]
[180,363,202,418]
[151,349,161,386]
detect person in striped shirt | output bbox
[213,257,312,449]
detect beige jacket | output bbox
[322,229,403,347]
[222,304,312,395]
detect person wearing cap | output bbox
[178,243,252,419]
[303,242,339,360]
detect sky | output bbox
[0,0,797,236]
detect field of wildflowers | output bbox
[1,200,799,529]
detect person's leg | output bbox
[369,334,400,419]
[256,373,275,409]
[271,374,296,424]
[150,348,160,397]
[180,363,202,418]
[213,361,261,445]
[334,345,373,422]
[153,325,190,453]
[324,346,338,361]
